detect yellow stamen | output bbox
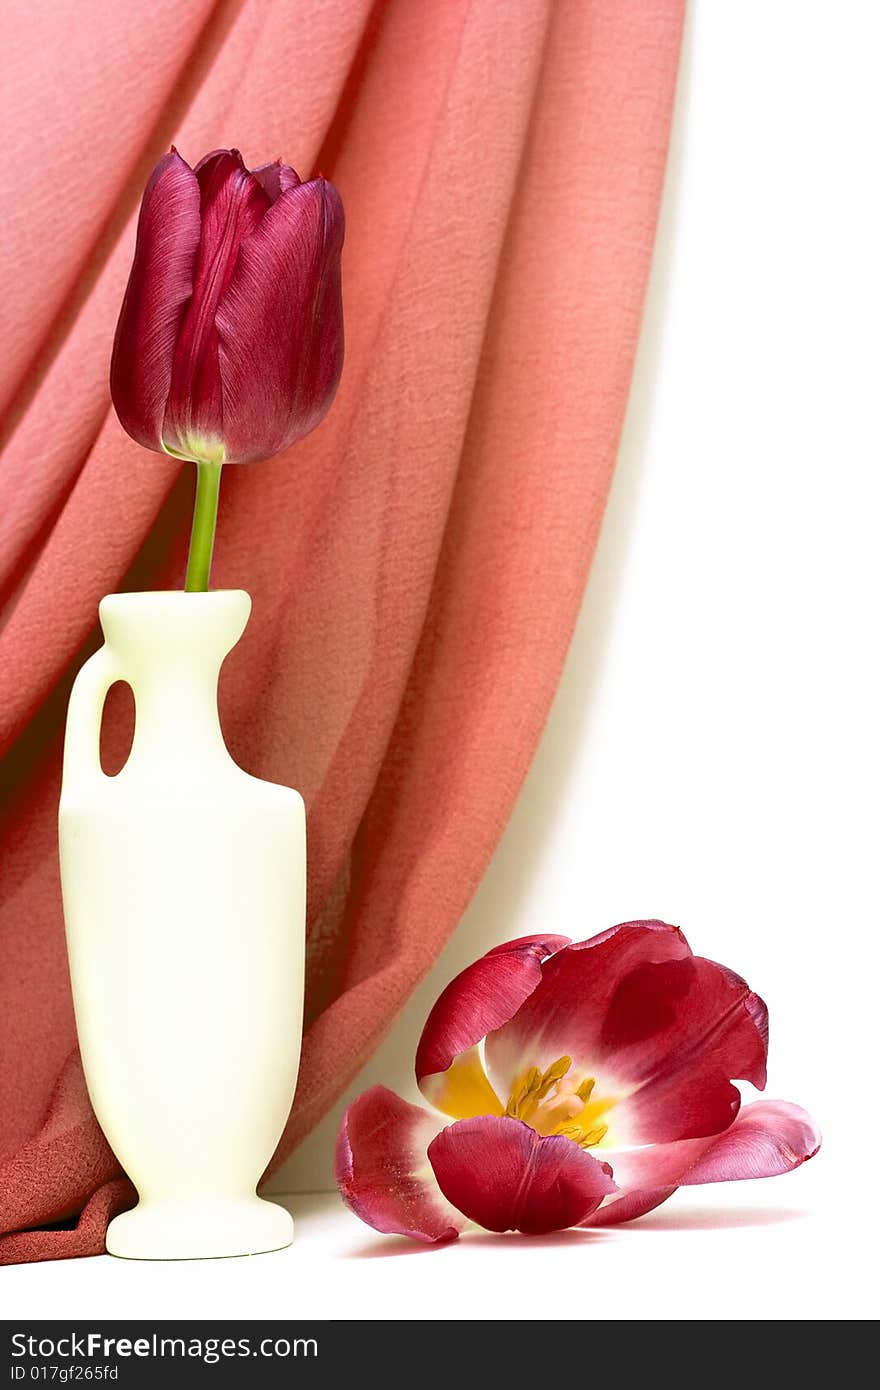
[505,1060,616,1149]
[553,1120,609,1149]
[505,1066,542,1120]
[506,1056,573,1124]
[555,1124,579,1140]
[535,1056,573,1100]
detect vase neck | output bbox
[96,590,251,780]
[125,659,228,771]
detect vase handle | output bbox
[62,644,124,794]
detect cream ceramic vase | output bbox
[59,590,305,1260]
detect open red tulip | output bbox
[335,923,820,1241]
[111,147,344,467]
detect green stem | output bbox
[184,461,223,592]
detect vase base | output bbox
[106,1196,294,1261]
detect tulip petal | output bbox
[605,958,768,1143]
[252,160,301,202]
[215,178,345,464]
[335,1085,464,1243]
[487,924,768,1144]
[428,1116,616,1235]
[584,1099,820,1226]
[193,149,273,237]
[485,921,691,1101]
[586,1187,677,1227]
[416,934,569,1118]
[163,150,270,462]
[110,151,201,454]
[679,1099,821,1184]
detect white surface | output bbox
[5,0,879,1319]
[0,1175,867,1322]
[61,591,305,1258]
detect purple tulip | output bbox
[111,147,344,468]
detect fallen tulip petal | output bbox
[585,1099,820,1226]
[485,920,691,1102]
[416,934,568,1119]
[428,1116,616,1235]
[605,956,768,1143]
[679,1099,821,1184]
[585,1186,677,1227]
[488,925,768,1144]
[335,1086,464,1243]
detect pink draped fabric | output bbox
[0,0,684,1262]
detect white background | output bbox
[5,0,879,1320]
